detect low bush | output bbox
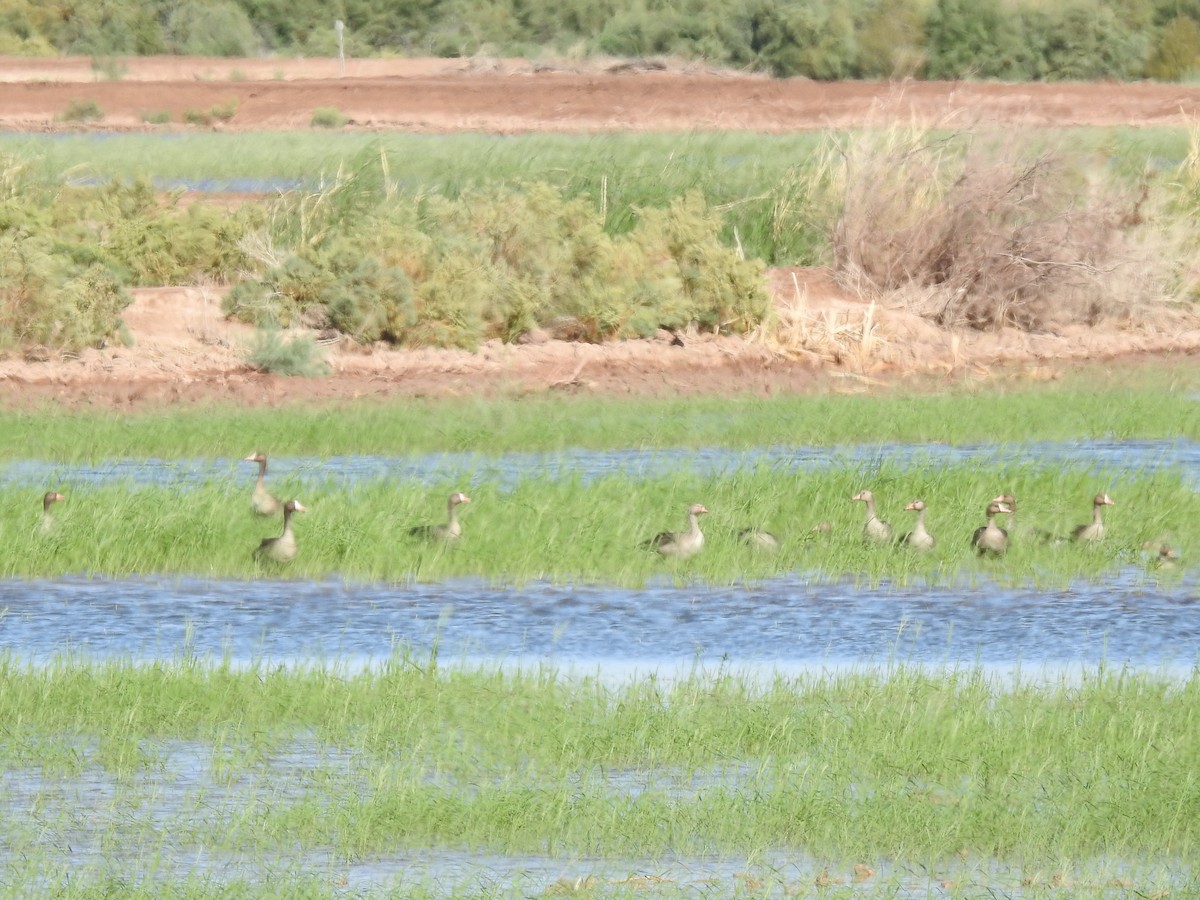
[57,98,104,124]
[0,232,131,351]
[243,329,329,376]
[139,110,171,124]
[311,106,349,129]
[225,179,768,349]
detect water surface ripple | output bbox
[0,572,1194,670]
[3,439,1198,489]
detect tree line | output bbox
[3,0,1200,81]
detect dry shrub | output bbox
[822,124,1191,331]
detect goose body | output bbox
[900,499,935,551]
[244,452,283,517]
[852,490,893,544]
[972,501,1012,557]
[41,490,65,533]
[256,499,307,562]
[648,503,708,558]
[1071,493,1114,543]
[410,492,472,541]
[739,528,780,551]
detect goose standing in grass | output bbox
[852,490,893,544]
[409,491,472,542]
[899,499,935,551]
[255,499,307,563]
[41,490,65,533]
[1071,492,1115,543]
[244,452,283,517]
[738,528,780,551]
[972,499,1012,557]
[647,503,708,559]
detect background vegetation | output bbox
[3,122,1200,353]
[6,0,1200,82]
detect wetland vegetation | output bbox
[0,655,1195,897]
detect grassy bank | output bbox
[1,367,1196,461]
[0,656,1195,896]
[0,463,1192,584]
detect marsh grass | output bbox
[0,464,1192,584]
[0,655,1196,884]
[0,370,1194,461]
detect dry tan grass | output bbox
[808,118,1200,333]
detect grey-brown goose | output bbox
[1071,492,1115,543]
[647,503,708,558]
[738,528,780,551]
[255,499,307,563]
[972,500,1013,557]
[852,490,893,544]
[41,490,65,533]
[900,499,935,551]
[244,452,283,517]
[410,491,472,541]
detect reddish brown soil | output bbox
[2,55,1198,409]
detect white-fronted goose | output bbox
[255,499,307,563]
[739,528,780,551]
[647,503,708,558]
[852,490,893,544]
[410,491,472,541]
[972,500,1012,557]
[244,452,283,517]
[41,490,65,533]
[1071,492,1114,543]
[900,499,935,551]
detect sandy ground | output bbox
[1,55,1198,408]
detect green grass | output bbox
[0,655,1195,894]
[0,367,1195,462]
[1,463,1192,584]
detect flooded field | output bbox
[0,440,1196,897]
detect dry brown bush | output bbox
[820,124,1192,332]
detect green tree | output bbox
[924,0,1028,79]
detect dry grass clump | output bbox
[820,124,1195,332]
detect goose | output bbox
[41,490,65,533]
[244,452,283,517]
[255,499,307,563]
[972,500,1012,557]
[409,491,472,541]
[900,499,935,551]
[647,503,708,558]
[739,528,780,551]
[1071,492,1114,543]
[852,490,893,544]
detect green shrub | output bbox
[0,233,131,351]
[311,107,349,129]
[210,99,237,122]
[57,98,104,124]
[924,0,1029,80]
[244,329,329,376]
[1022,2,1150,81]
[1146,15,1200,80]
[140,109,171,125]
[164,0,259,56]
[182,108,212,127]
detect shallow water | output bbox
[3,438,1199,490]
[0,571,1195,671]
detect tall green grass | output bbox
[1,464,1192,584]
[1,368,1195,461]
[0,655,1196,885]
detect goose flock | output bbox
[32,454,1179,569]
